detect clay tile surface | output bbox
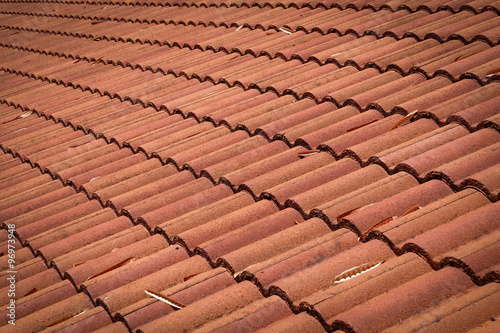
[0,1,499,332]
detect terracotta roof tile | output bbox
[198,295,295,332]
[24,206,116,250]
[0,268,62,307]
[82,244,190,300]
[0,1,499,331]
[120,267,236,329]
[395,128,499,177]
[136,281,264,332]
[65,233,169,286]
[384,282,500,332]
[37,216,134,263]
[9,293,97,332]
[0,280,75,326]
[91,162,174,203]
[166,196,277,248]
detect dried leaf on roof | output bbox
[359,216,397,241]
[68,141,88,149]
[390,110,417,131]
[120,133,144,145]
[90,57,103,66]
[333,261,384,284]
[1,111,33,124]
[298,149,320,157]
[183,273,201,282]
[73,261,87,267]
[346,119,378,133]
[402,205,422,216]
[485,68,500,78]
[359,205,420,241]
[336,203,373,222]
[144,290,185,310]
[279,27,292,34]
[24,287,37,297]
[46,309,88,327]
[234,264,256,278]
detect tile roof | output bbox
[0,0,499,332]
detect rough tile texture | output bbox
[0,1,499,332]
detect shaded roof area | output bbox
[0,0,499,332]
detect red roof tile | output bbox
[0,1,499,332]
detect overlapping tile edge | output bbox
[0,1,499,332]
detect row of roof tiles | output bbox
[0,5,496,215]
[1,1,499,332]
[1,13,499,88]
[1,112,499,331]
[0,54,499,332]
[1,54,499,200]
[1,4,499,46]
[0,32,499,108]
[1,1,500,38]
[3,0,500,14]
[0,142,499,332]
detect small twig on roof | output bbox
[144,290,185,310]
